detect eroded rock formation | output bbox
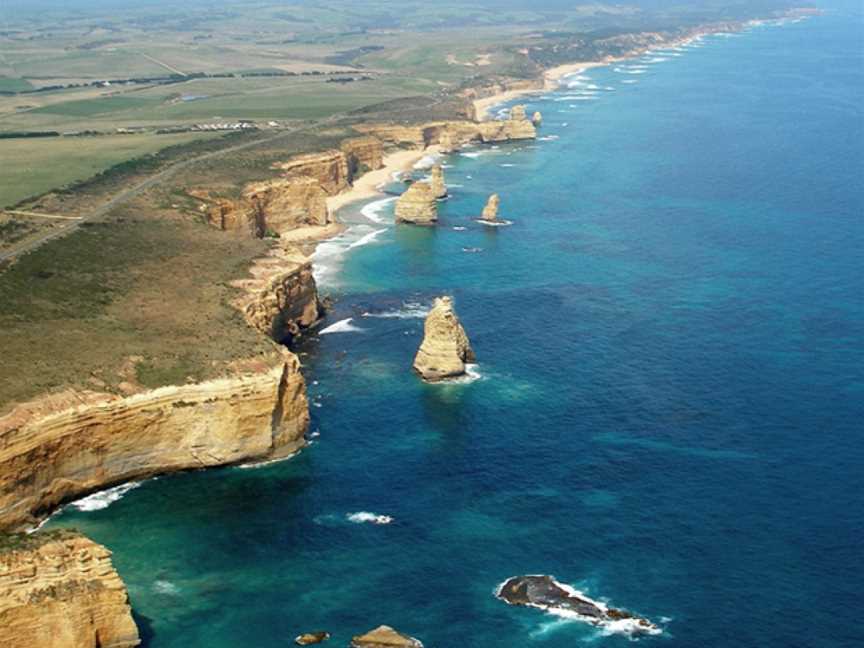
[0,531,140,648]
[496,575,660,636]
[413,296,475,381]
[429,165,447,199]
[395,182,438,224]
[350,625,424,648]
[243,177,330,231]
[532,111,543,126]
[341,136,384,177]
[295,631,330,645]
[481,194,500,221]
[233,247,321,342]
[0,349,309,532]
[273,150,350,195]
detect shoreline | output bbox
[326,146,442,215]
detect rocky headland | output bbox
[395,182,438,224]
[350,625,424,648]
[0,530,140,648]
[0,348,308,532]
[413,296,475,381]
[496,575,660,636]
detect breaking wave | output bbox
[69,482,142,511]
[319,318,364,335]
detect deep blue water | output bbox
[48,10,863,648]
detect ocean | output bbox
[47,9,863,647]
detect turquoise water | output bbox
[48,11,863,647]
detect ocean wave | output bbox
[499,163,515,167]
[348,228,386,249]
[462,247,483,253]
[70,482,142,511]
[621,79,639,84]
[319,318,364,335]
[153,580,180,595]
[437,363,483,384]
[362,301,430,319]
[413,153,440,169]
[538,135,559,141]
[360,196,396,224]
[237,450,301,469]
[346,511,393,525]
[477,219,513,227]
[461,150,496,159]
[452,226,467,231]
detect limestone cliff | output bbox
[351,626,424,648]
[341,136,384,177]
[233,246,321,342]
[0,531,140,648]
[354,106,536,153]
[395,182,438,224]
[188,190,261,237]
[429,165,447,199]
[244,177,330,231]
[273,150,350,195]
[0,349,309,532]
[481,194,500,221]
[413,296,475,381]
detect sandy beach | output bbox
[326,145,442,213]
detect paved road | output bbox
[0,118,340,263]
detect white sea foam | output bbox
[362,301,430,319]
[319,318,364,335]
[347,511,393,525]
[348,228,386,249]
[499,163,515,167]
[452,226,467,231]
[238,449,301,469]
[462,247,483,253]
[437,363,483,384]
[621,79,639,84]
[477,219,513,227]
[538,135,559,141]
[70,482,142,511]
[360,196,396,224]
[413,153,439,169]
[153,580,180,595]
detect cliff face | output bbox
[0,531,140,648]
[355,107,536,152]
[341,136,384,176]
[0,350,309,532]
[274,150,350,196]
[413,296,475,380]
[233,247,321,342]
[244,177,330,230]
[395,182,438,224]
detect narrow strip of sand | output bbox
[326,146,442,213]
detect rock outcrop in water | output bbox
[496,575,660,636]
[395,182,438,224]
[532,111,543,126]
[233,247,321,342]
[350,626,424,648]
[413,296,475,381]
[481,194,500,221]
[295,631,330,645]
[430,164,447,199]
[0,530,140,648]
[273,150,351,195]
[0,349,309,532]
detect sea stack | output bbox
[413,296,475,381]
[481,194,500,221]
[510,104,528,121]
[532,111,543,126]
[429,164,448,199]
[395,182,438,224]
[350,625,424,648]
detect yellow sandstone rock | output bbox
[532,111,543,126]
[395,182,438,224]
[481,194,500,221]
[243,177,330,231]
[429,164,447,199]
[350,625,424,648]
[0,350,309,532]
[0,531,140,648]
[274,150,351,195]
[413,296,476,381]
[341,136,384,177]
